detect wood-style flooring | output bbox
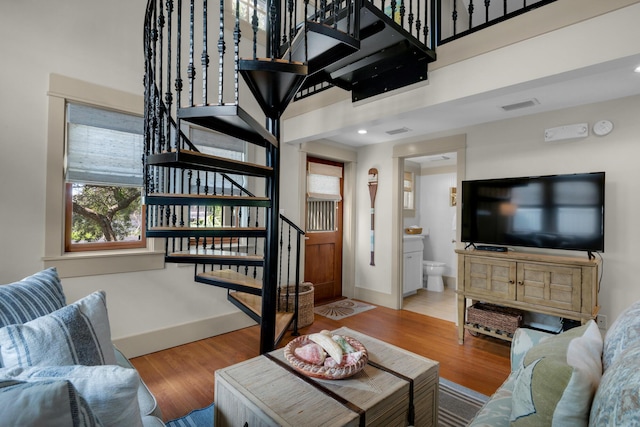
[130,302,511,422]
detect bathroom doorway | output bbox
[401,152,458,323]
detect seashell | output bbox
[294,342,326,365]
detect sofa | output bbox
[469,299,640,426]
[0,268,165,427]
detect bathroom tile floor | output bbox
[403,286,457,323]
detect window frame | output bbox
[44,74,164,278]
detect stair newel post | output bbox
[304,0,309,63]
[292,222,303,336]
[260,118,280,354]
[188,0,196,106]
[202,0,210,105]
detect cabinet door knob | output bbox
[518,281,523,285]
[509,280,515,284]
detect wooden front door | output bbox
[304,158,344,304]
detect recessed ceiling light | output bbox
[358,129,367,134]
[634,65,640,73]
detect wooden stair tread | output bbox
[229,292,295,334]
[169,249,263,262]
[148,193,269,201]
[148,226,266,232]
[146,149,273,178]
[197,269,263,290]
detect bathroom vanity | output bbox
[403,235,425,295]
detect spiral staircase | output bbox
[143,0,436,353]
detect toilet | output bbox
[423,261,446,292]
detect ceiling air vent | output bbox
[500,98,539,112]
[385,127,411,135]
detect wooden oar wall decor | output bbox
[368,168,378,266]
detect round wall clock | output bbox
[593,120,613,136]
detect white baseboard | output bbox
[113,312,257,358]
[354,287,397,309]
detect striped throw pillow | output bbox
[0,291,116,368]
[0,378,102,427]
[0,268,66,328]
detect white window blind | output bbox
[65,103,143,186]
[307,163,342,201]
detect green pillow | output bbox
[510,320,603,427]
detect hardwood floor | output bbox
[130,304,511,422]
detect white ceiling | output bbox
[321,53,640,155]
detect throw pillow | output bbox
[0,291,116,368]
[2,364,143,427]
[0,378,102,427]
[589,344,640,426]
[602,299,640,371]
[0,268,66,328]
[510,320,603,427]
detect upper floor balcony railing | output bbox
[437,0,557,44]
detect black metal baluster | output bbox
[252,0,259,59]
[415,0,421,45]
[484,0,490,23]
[468,0,474,29]
[174,0,183,152]
[399,0,405,26]
[188,0,195,106]
[390,0,396,22]
[452,0,458,36]
[217,0,226,106]
[234,0,240,103]
[408,0,414,34]
[202,0,210,105]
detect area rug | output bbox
[166,379,487,426]
[166,403,213,427]
[439,377,489,426]
[314,298,376,320]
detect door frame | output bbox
[392,134,467,310]
[298,141,358,300]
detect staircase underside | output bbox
[228,291,295,342]
[301,2,437,102]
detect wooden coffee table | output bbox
[215,327,439,426]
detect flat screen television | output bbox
[461,172,605,253]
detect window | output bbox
[64,103,145,252]
[44,74,164,278]
[403,172,414,210]
[233,0,267,30]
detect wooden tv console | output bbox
[455,249,601,344]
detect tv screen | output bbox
[461,172,605,252]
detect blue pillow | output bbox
[0,291,116,368]
[0,268,66,328]
[0,378,102,426]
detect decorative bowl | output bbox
[283,335,368,379]
[405,227,423,235]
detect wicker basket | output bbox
[466,302,524,337]
[278,282,314,329]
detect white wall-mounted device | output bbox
[544,123,589,142]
